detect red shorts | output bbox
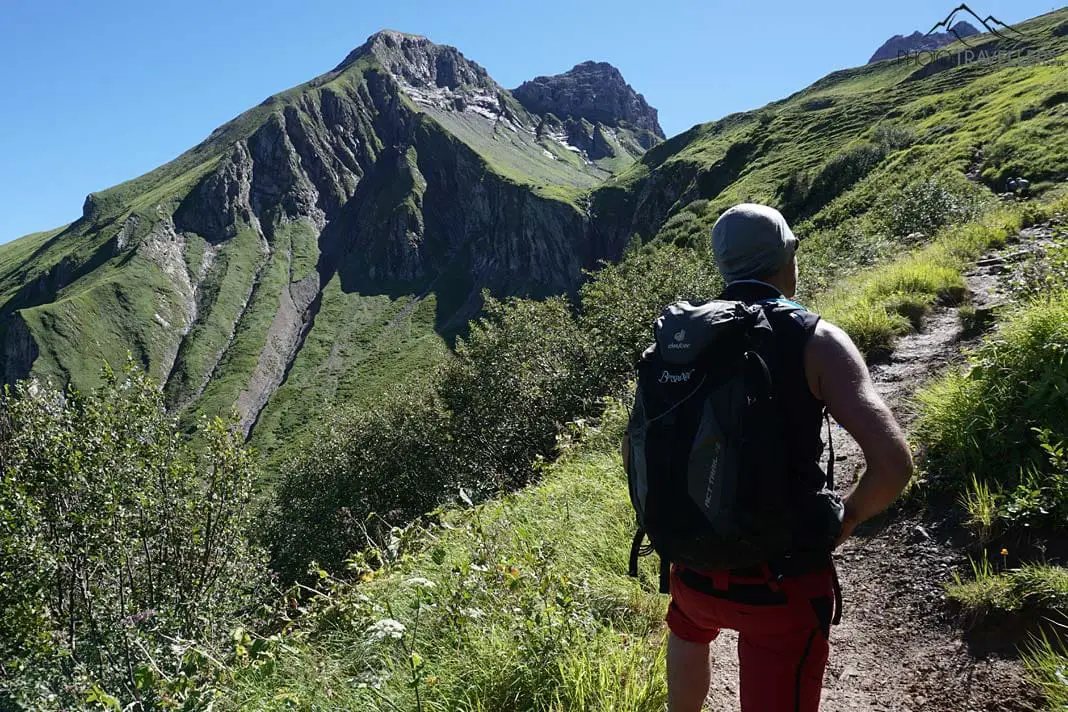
[667,564,835,712]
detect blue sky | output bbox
[0,0,1059,243]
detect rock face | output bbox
[0,30,662,454]
[514,61,665,144]
[869,21,980,63]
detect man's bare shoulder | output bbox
[804,319,869,400]
[809,319,861,358]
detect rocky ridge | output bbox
[514,61,664,148]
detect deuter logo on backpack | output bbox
[667,329,690,351]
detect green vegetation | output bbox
[0,361,263,711]
[1025,635,1068,709]
[247,278,449,466]
[165,226,267,409]
[947,559,1068,619]
[809,204,1023,357]
[916,291,1068,496]
[229,410,667,711]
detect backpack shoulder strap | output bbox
[824,409,835,490]
[759,298,835,489]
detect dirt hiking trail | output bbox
[700,225,1060,711]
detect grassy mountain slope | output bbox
[0,32,655,463]
[592,10,1068,266]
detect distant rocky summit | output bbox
[869,21,980,63]
[513,61,665,146]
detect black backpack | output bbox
[625,298,836,593]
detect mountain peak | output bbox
[869,19,983,64]
[333,30,491,91]
[513,61,664,139]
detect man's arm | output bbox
[805,321,914,545]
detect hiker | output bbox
[623,204,914,711]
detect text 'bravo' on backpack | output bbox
[626,299,802,581]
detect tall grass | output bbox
[915,292,1068,491]
[223,402,669,711]
[1025,635,1068,709]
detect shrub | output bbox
[441,295,601,493]
[872,173,990,239]
[266,381,455,579]
[578,244,722,384]
[872,123,917,154]
[808,142,884,201]
[0,361,264,710]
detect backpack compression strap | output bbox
[823,409,843,625]
[824,409,835,490]
[628,529,671,594]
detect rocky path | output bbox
[701,227,1058,711]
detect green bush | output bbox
[916,293,1068,499]
[872,173,989,239]
[872,123,917,154]
[0,361,264,710]
[266,381,455,579]
[578,244,722,384]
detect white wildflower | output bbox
[405,577,436,590]
[367,618,406,641]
